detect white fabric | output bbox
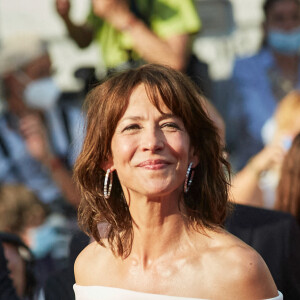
[258,169,280,209]
[73,284,283,300]
[261,117,276,147]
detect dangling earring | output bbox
[104,168,113,199]
[184,162,194,194]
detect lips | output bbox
[137,159,170,170]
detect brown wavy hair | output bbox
[275,133,300,225]
[74,64,231,258]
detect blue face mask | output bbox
[267,28,300,54]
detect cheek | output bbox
[111,136,138,166]
[166,133,190,160]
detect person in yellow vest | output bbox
[56,0,201,73]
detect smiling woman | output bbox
[73,64,282,300]
[110,84,195,202]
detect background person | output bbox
[230,0,300,170]
[0,33,85,281]
[230,89,300,209]
[0,183,76,286]
[73,64,281,299]
[55,0,201,73]
[0,232,37,300]
[0,33,84,211]
[0,184,48,248]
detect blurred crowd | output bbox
[0,0,299,299]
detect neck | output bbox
[127,191,190,267]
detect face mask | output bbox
[23,77,60,110]
[267,27,300,54]
[26,215,70,259]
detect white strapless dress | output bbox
[73,284,283,300]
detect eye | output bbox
[161,122,181,131]
[122,124,141,132]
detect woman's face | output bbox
[265,0,300,31]
[110,84,197,200]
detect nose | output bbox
[141,127,164,152]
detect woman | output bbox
[73,64,281,299]
[275,133,300,224]
[231,0,300,170]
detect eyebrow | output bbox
[120,113,178,123]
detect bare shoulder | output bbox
[203,230,278,299]
[221,243,277,297]
[74,240,112,285]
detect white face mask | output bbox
[23,77,60,110]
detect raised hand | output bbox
[55,0,71,19]
[92,0,133,31]
[247,144,285,176]
[19,113,53,164]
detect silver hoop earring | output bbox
[184,162,194,194]
[104,168,113,199]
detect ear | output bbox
[189,148,199,168]
[102,156,117,172]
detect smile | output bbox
[137,159,170,170]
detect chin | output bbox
[141,183,182,198]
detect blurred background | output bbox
[1,1,300,299]
[0,0,265,90]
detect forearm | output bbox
[230,164,263,207]
[92,0,191,70]
[230,142,285,207]
[122,17,189,71]
[62,16,94,48]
